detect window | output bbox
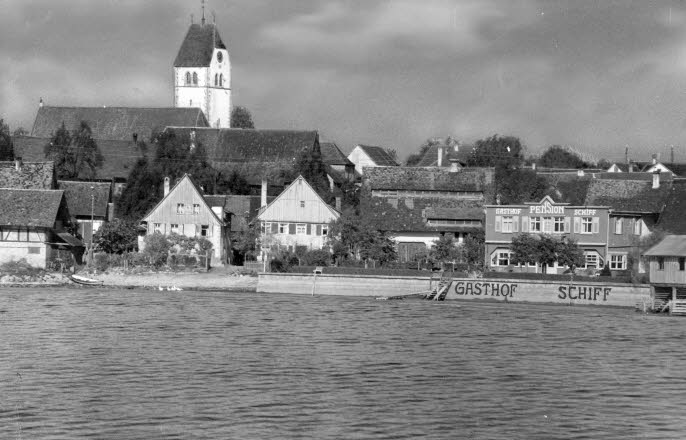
[543,217,553,233]
[609,254,626,270]
[219,73,223,87]
[185,72,191,85]
[28,247,40,254]
[300,201,305,208]
[193,204,200,214]
[153,223,162,233]
[658,257,665,270]
[214,73,218,86]
[615,218,623,235]
[554,217,565,233]
[530,217,541,232]
[279,223,288,234]
[634,219,642,235]
[497,251,510,266]
[192,72,198,85]
[296,224,306,234]
[170,224,180,234]
[680,257,685,271]
[177,203,185,214]
[321,224,329,236]
[217,51,223,63]
[502,216,514,233]
[584,252,599,269]
[581,217,593,233]
[201,225,209,237]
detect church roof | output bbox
[31,106,209,142]
[174,23,226,67]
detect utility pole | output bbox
[90,186,95,266]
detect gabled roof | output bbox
[257,175,340,223]
[0,161,55,189]
[57,180,111,217]
[414,145,471,167]
[644,235,686,257]
[142,174,222,225]
[583,178,670,213]
[13,136,142,180]
[656,180,686,234]
[174,23,226,67]
[320,142,352,166]
[31,106,209,141]
[354,145,398,166]
[607,163,631,172]
[165,127,318,164]
[364,166,494,192]
[0,189,65,227]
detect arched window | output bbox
[219,73,223,87]
[185,72,191,85]
[214,73,218,86]
[192,72,198,85]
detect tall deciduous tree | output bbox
[0,119,13,161]
[496,166,548,204]
[230,106,255,129]
[468,134,523,168]
[538,145,588,169]
[510,233,584,273]
[93,218,138,253]
[44,121,104,179]
[292,143,332,202]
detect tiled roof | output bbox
[31,106,209,141]
[583,178,670,213]
[643,235,686,257]
[14,136,142,180]
[57,180,111,218]
[0,161,55,189]
[0,189,66,227]
[357,145,398,166]
[656,180,686,234]
[361,195,484,233]
[320,142,352,166]
[414,145,471,167]
[222,195,270,232]
[661,163,686,177]
[173,23,226,67]
[166,127,318,164]
[364,166,495,193]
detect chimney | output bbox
[39,97,43,108]
[164,176,170,196]
[14,157,22,171]
[449,158,460,173]
[335,196,342,211]
[437,146,443,167]
[652,153,657,165]
[653,170,660,189]
[261,178,268,207]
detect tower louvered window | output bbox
[214,74,218,86]
[192,72,198,85]
[219,74,223,87]
[185,72,191,85]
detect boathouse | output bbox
[643,235,686,311]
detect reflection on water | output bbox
[1,287,685,439]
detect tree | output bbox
[0,119,13,161]
[93,219,138,254]
[116,157,163,220]
[292,143,332,202]
[44,121,104,179]
[232,222,261,262]
[461,230,485,269]
[538,145,587,169]
[385,148,398,164]
[230,106,255,129]
[467,134,523,168]
[510,233,584,273]
[430,234,460,262]
[216,169,251,195]
[328,210,397,266]
[496,165,548,204]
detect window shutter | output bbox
[592,217,599,234]
[574,217,580,233]
[306,224,312,235]
[289,223,296,235]
[495,216,502,232]
[271,223,278,234]
[316,224,322,235]
[564,217,570,233]
[522,216,529,232]
[513,216,519,232]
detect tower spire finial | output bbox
[201,0,205,25]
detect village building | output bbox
[140,174,229,263]
[57,180,114,244]
[410,139,471,168]
[257,176,340,256]
[0,188,82,268]
[484,195,610,273]
[347,145,399,175]
[362,166,494,262]
[0,160,56,190]
[643,235,686,310]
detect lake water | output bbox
[1,287,686,439]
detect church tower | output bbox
[173,12,231,128]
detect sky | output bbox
[3,0,686,163]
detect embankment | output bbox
[257,273,652,308]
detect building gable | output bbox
[257,175,339,224]
[142,174,221,226]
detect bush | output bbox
[600,263,612,277]
[93,219,138,254]
[303,249,331,266]
[143,233,172,267]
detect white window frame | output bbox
[553,217,565,233]
[176,203,185,215]
[296,223,306,235]
[321,224,329,236]
[201,225,209,237]
[584,252,600,269]
[153,223,162,233]
[279,223,288,234]
[609,254,626,270]
[581,217,593,234]
[634,219,642,235]
[193,204,200,214]
[543,217,553,233]
[170,224,180,234]
[502,216,513,233]
[530,216,541,232]
[614,218,622,235]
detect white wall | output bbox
[347,147,376,175]
[0,241,48,268]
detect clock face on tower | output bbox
[217,52,223,63]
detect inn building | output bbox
[485,196,611,273]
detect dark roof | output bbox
[222,195,272,232]
[357,145,398,166]
[174,23,226,67]
[13,136,141,180]
[57,180,111,217]
[660,163,686,177]
[31,106,209,141]
[166,127,318,164]
[584,178,670,213]
[0,161,55,189]
[364,166,495,193]
[361,195,484,233]
[0,189,66,227]
[57,232,84,247]
[657,180,686,234]
[608,163,631,172]
[644,235,686,257]
[414,145,471,167]
[320,142,352,166]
